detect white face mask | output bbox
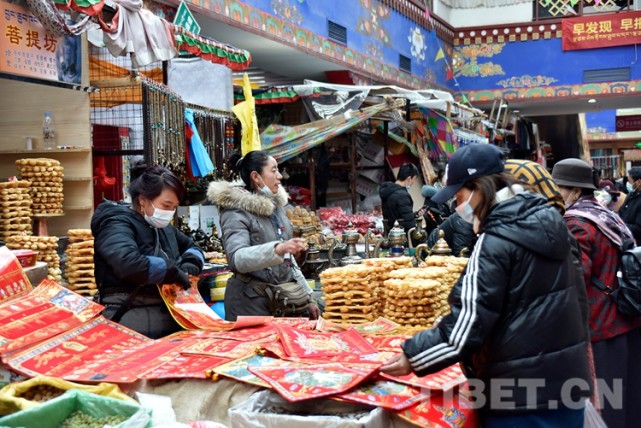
[144,202,175,228]
[456,191,475,224]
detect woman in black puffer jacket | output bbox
[382,144,591,427]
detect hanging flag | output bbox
[445,68,454,81]
[424,7,430,20]
[435,48,445,61]
[460,93,469,104]
[232,73,261,156]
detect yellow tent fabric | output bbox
[232,73,261,155]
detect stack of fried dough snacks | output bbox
[15,158,64,215]
[383,255,468,328]
[64,229,96,296]
[319,257,413,324]
[0,180,32,241]
[361,257,413,316]
[6,235,61,281]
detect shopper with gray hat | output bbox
[553,158,641,428]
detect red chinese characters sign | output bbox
[562,11,641,51]
[1,1,81,82]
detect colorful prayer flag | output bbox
[435,48,445,61]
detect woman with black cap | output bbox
[553,158,641,428]
[381,144,592,427]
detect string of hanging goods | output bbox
[142,77,185,168]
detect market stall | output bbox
[0,246,477,427]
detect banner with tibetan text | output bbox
[562,11,641,51]
[1,1,81,83]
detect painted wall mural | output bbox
[270,0,303,25]
[497,75,558,89]
[356,0,391,46]
[179,0,453,90]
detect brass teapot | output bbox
[407,217,428,249]
[414,229,452,264]
[372,221,407,258]
[328,222,363,266]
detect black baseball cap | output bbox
[432,144,505,204]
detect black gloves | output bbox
[180,262,200,276]
[180,252,204,274]
[163,259,191,290]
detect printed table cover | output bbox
[338,376,431,411]
[247,362,380,402]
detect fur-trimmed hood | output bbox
[207,180,289,217]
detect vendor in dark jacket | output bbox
[379,163,421,234]
[91,162,204,339]
[618,166,641,244]
[381,144,591,427]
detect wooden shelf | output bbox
[0,147,91,154]
[64,205,93,210]
[63,176,92,182]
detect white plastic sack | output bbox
[584,399,607,428]
[229,390,388,428]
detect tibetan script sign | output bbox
[562,11,641,51]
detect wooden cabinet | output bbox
[0,79,93,237]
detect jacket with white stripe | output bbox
[402,191,591,412]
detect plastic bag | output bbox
[0,375,135,415]
[584,399,607,428]
[0,389,151,428]
[229,389,387,428]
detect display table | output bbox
[22,262,48,287]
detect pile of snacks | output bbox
[15,158,64,215]
[320,264,378,324]
[0,180,32,241]
[286,206,326,248]
[60,411,128,428]
[6,235,61,281]
[382,255,468,328]
[64,229,95,296]
[15,384,65,403]
[361,257,413,314]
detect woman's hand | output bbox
[380,353,413,377]
[307,301,321,320]
[275,238,307,256]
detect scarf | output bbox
[565,196,634,249]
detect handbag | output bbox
[263,281,311,317]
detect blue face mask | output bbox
[627,181,635,193]
[260,184,275,197]
[456,191,475,224]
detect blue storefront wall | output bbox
[239,0,452,87]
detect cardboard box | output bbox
[355,177,379,197]
[357,139,384,164]
[358,156,384,183]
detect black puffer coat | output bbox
[379,182,416,232]
[618,190,641,245]
[91,200,203,338]
[403,192,591,413]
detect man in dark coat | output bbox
[618,166,641,245]
[379,163,421,234]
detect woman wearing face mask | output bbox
[618,167,641,245]
[207,150,320,321]
[91,162,204,339]
[381,144,592,427]
[552,158,641,428]
[379,162,422,236]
